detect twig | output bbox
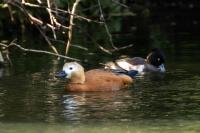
[36,0,42,4]
[12,1,103,24]
[0,42,80,61]
[0,51,4,63]
[21,1,70,30]
[36,26,59,55]
[54,8,104,24]
[21,1,41,7]
[7,1,60,55]
[97,0,117,49]
[7,1,69,31]
[1,39,17,65]
[65,0,81,55]
[75,26,112,55]
[46,0,57,39]
[111,0,129,8]
[7,5,15,22]
[110,44,134,52]
[48,38,88,51]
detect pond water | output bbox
[0,40,200,133]
[0,19,200,133]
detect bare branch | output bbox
[6,1,69,31]
[111,0,129,8]
[65,0,81,55]
[110,44,134,52]
[97,0,117,49]
[76,27,112,55]
[36,0,42,4]
[0,42,80,61]
[46,0,57,39]
[36,26,59,55]
[0,51,4,63]
[17,1,103,24]
[48,38,88,51]
[7,5,15,22]
[21,1,41,7]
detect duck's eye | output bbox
[69,67,73,70]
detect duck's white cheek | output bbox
[63,68,72,79]
[66,73,71,78]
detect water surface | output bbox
[0,41,200,133]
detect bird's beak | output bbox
[55,70,67,78]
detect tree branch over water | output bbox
[0,41,80,61]
[65,0,81,56]
[97,0,117,49]
[2,0,134,63]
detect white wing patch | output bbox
[116,60,144,72]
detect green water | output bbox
[0,44,200,132]
[1,0,200,131]
[0,120,200,133]
[0,31,200,133]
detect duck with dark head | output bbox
[104,48,166,73]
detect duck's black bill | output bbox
[55,70,67,78]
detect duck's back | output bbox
[126,57,146,65]
[66,69,133,91]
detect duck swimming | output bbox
[104,48,166,73]
[55,62,137,92]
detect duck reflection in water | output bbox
[62,91,140,121]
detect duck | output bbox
[104,48,166,73]
[55,62,138,92]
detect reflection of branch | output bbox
[97,0,117,49]
[65,0,81,55]
[0,42,80,61]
